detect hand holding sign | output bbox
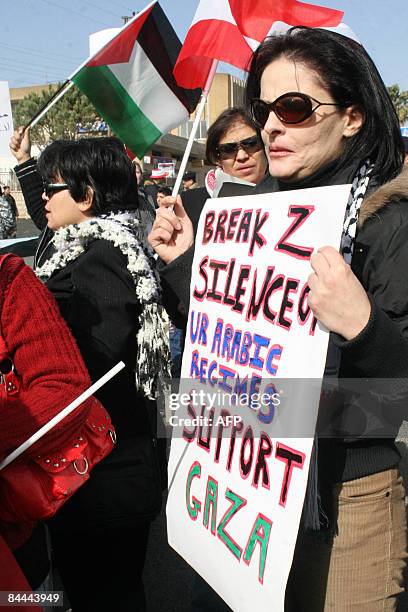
[148,195,194,263]
[308,246,371,340]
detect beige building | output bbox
[172,73,245,143]
[9,84,53,114]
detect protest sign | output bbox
[0,82,13,158]
[167,184,351,611]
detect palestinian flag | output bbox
[71,1,201,157]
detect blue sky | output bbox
[2,0,407,90]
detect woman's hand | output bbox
[148,195,194,264]
[308,246,371,340]
[9,127,32,164]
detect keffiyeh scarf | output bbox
[340,159,374,264]
[305,158,374,532]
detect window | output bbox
[178,120,207,140]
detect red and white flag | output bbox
[174,0,345,89]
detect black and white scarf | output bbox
[305,159,374,532]
[340,159,374,264]
[35,213,171,399]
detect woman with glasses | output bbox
[10,134,169,612]
[181,107,267,230]
[206,106,267,186]
[149,108,269,303]
[157,107,268,380]
[150,26,408,610]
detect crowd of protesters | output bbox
[1,24,408,612]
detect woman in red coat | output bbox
[0,253,107,594]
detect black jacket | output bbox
[46,238,162,534]
[14,158,54,266]
[159,163,408,484]
[14,159,162,532]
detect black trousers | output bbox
[190,573,231,612]
[50,523,150,612]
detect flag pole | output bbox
[24,80,74,130]
[171,59,218,197]
[0,361,125,471]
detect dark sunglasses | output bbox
[250,92,345,128]
[42,181,69,198]
[216,135,263,160]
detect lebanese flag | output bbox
[71,1,201,157]
[174,0,344,89]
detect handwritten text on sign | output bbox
[167,185,350,611]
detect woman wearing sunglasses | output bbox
[160,108,268,379]
[180,106,267,231]
[206,107,267,186]
[9,135,169,612]
[150,26,408,610]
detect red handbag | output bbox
[0,400,116,525]
[0,254,116,534]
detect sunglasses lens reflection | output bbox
[276,96,312,123]
[251,100,270,128]
[217,136,262,160]
[252,94,313,127]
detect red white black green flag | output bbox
[72,1,201,157]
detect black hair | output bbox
[157,186,172,197]
[38,137,139,215]
[205,107,262,165]
[245,27,404,183]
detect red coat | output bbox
[0,254,94,458]
[0,254,103,590]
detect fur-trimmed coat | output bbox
[358,165,408,226]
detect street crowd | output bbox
[1,26,408,612]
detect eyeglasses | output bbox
[250,92,345,128]
[42,181,69,198]
[216,135,263,160]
